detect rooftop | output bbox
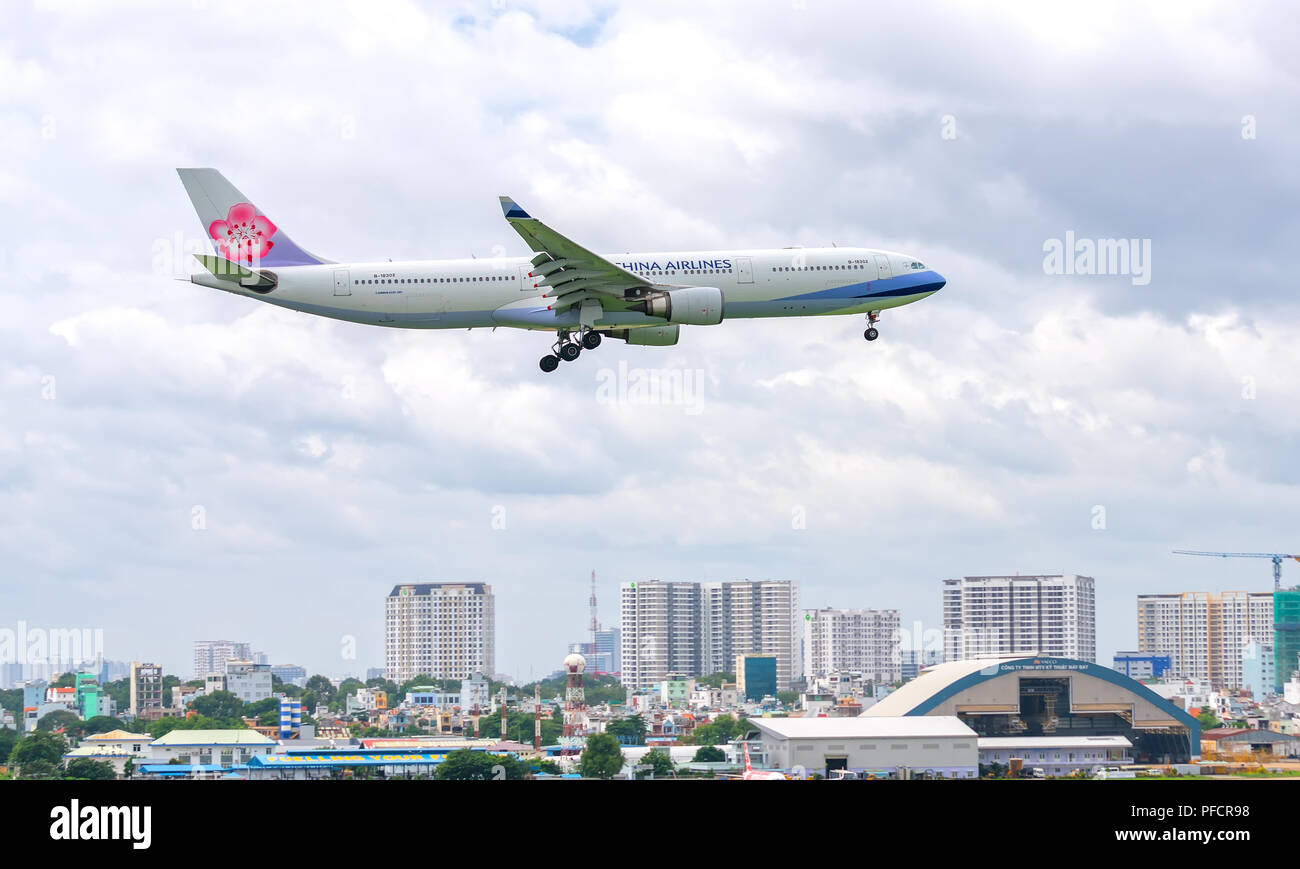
[750,715,976,740]
[151,729,276,746]
[977,736,1132,749]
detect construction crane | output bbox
[1172,550,1300,591]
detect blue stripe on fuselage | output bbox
[775,269,945,302]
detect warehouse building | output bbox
[748,716,979,779]
[863,655,1199,762]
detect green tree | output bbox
[579,733,624,780]
[304,675,337,706]
[149,714,244,739]
[690,714,748,746]
[692,745,726,763]
[436,749,525,780]
[1197,710,1223,730]
[640,749,675,778]
[0,689,21,718]
[15,759,62,779]
[605,715,646,745]
[65,758,116,780]
[696,672,735,688]
[477,709,562,745]
[102,678,130,714]
[123,757,134,779]
[9,731,68,773]
[244,697,281,727]
[333,678,365,712]
[190,690,245,723]
[776,691,799,706]
[36,709,84,735]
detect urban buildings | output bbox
[1112,652,1172,681]
[736,654,777,701]
[271,664,308,688]
[193,640,252,680]
[128,661,163,717]
[803,608,901,683]
[942,575,1096,662]
[1135,591,1274,690]
[568,626,622,675]
[1276,588,1300,690]
[900,648,945,681]
[384,583,495,683]
[619,580,801,690]
[206,660,274,703]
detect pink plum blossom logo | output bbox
[208,202,276,264]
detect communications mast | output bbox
[561,653,588,756]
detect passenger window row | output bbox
[354,276,514,285]
[771,264,868,272]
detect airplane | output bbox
[741,743,787,780]
[177,169,945,372]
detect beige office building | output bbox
[1136,591,1274,690]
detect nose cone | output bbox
[930,272,946,293]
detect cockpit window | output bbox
[909,261,925,270]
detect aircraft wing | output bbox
[499,196,650,314]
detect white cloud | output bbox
[1,1,1298,679]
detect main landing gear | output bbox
[539,329,601,372]
[863,310,881,342]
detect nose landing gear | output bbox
[863,311,881,341]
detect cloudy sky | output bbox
[3,0,1299,681]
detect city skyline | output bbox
[6,568,1296,684]
[4,4,1299,685]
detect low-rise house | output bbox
[63,730,152,777]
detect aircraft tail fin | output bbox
[176,168,330,268]
[743,743,753,773]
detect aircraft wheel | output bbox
[560,343,582,362]
[864,327,879,341]
[539,354,560,372]
[582,331,602,350]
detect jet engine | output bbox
[630,286,723,325]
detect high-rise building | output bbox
[193,640,252,680]
[1275,588,1300,691]
[568,642,613,674]
[1242,641,1276,699]
[943,575,1096,663]
[619,580,801,690]
[384,583,495,683]
[1135,591,1274,690]
[736,654,777,701]
[596,627,621,674]
[128,662,163,716]
[803,608,901,683]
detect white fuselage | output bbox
[197,246,945,331]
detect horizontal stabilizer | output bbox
[193,253,277,290]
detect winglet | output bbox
[499,196,531,219]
